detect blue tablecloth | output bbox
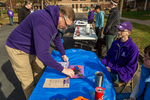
[29,49,116,100]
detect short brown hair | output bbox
[25,0,32,5]
[144,45,150,57]
[59,5,75,21]
[112,0,119,4]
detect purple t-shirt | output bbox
[7,10,14,17]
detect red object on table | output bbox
[77,26,79,29]
[76,30,80,36]
[76,30,80,33]
[95,87,105,100]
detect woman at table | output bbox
[116,45,150,100]
[5,5,75,99]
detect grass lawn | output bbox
[0,13,18,24]
[122,10,150,20]
[127,22,150,54]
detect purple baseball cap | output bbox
[116,21,133,32]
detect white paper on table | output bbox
[43,78,70,88]
[58,62,69,68]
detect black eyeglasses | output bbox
[144,54,150,60]
[117,29,129,33]
[62,16,69,28]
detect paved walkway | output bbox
[105,15,150,26]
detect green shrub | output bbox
[2,10,7,14]
[13,9,17,13]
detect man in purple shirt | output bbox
[101,21,139,83]
[5,5,75,99]
[7,7,14,26]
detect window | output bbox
[91,0,97,2]
[58,0,62,1]
[80,0,86,1]
[72,0,78,1]
[76,4,78,8]
[80,4,82,8]
[72,4,74,8]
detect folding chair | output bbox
[113,62,140,93]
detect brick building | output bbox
[31,0,111,12]
[125,0,150,11]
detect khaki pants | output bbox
[5,45,45,100]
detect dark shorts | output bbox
[88,19,94,24]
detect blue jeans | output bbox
[9,17,13,25]
[116,93,131,100]
[109,72,122,82]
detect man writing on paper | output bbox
[6,5,75,99]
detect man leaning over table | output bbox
[5,5,75,99]
[101,21,139,83]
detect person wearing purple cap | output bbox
[101,21,139,84]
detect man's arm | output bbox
[18,9,23,24]
[99,12,104,29]
[130,75,140,100]
[53,31,66,56]
[33,25,64,72]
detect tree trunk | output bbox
[134,0,136,9]
[0,0,4,20]
[97,0,99,6]
[144,0,148,10]
[119,0,124,16]
[41,0,43,9]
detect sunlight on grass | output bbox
[130,23,150,54]
[122,11,150,20]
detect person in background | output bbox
[116,45,150,100]
[101,21,139,84]
[34,5,38,12]
[103,0,120,51]
[30,7,34,13]
[7,7,14,26]
[94,5,104,37]
[6,5,75,99]
[44,5,47,9]
[18,0,32,24]
[91,6,104,56]
[88,7,94,28]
